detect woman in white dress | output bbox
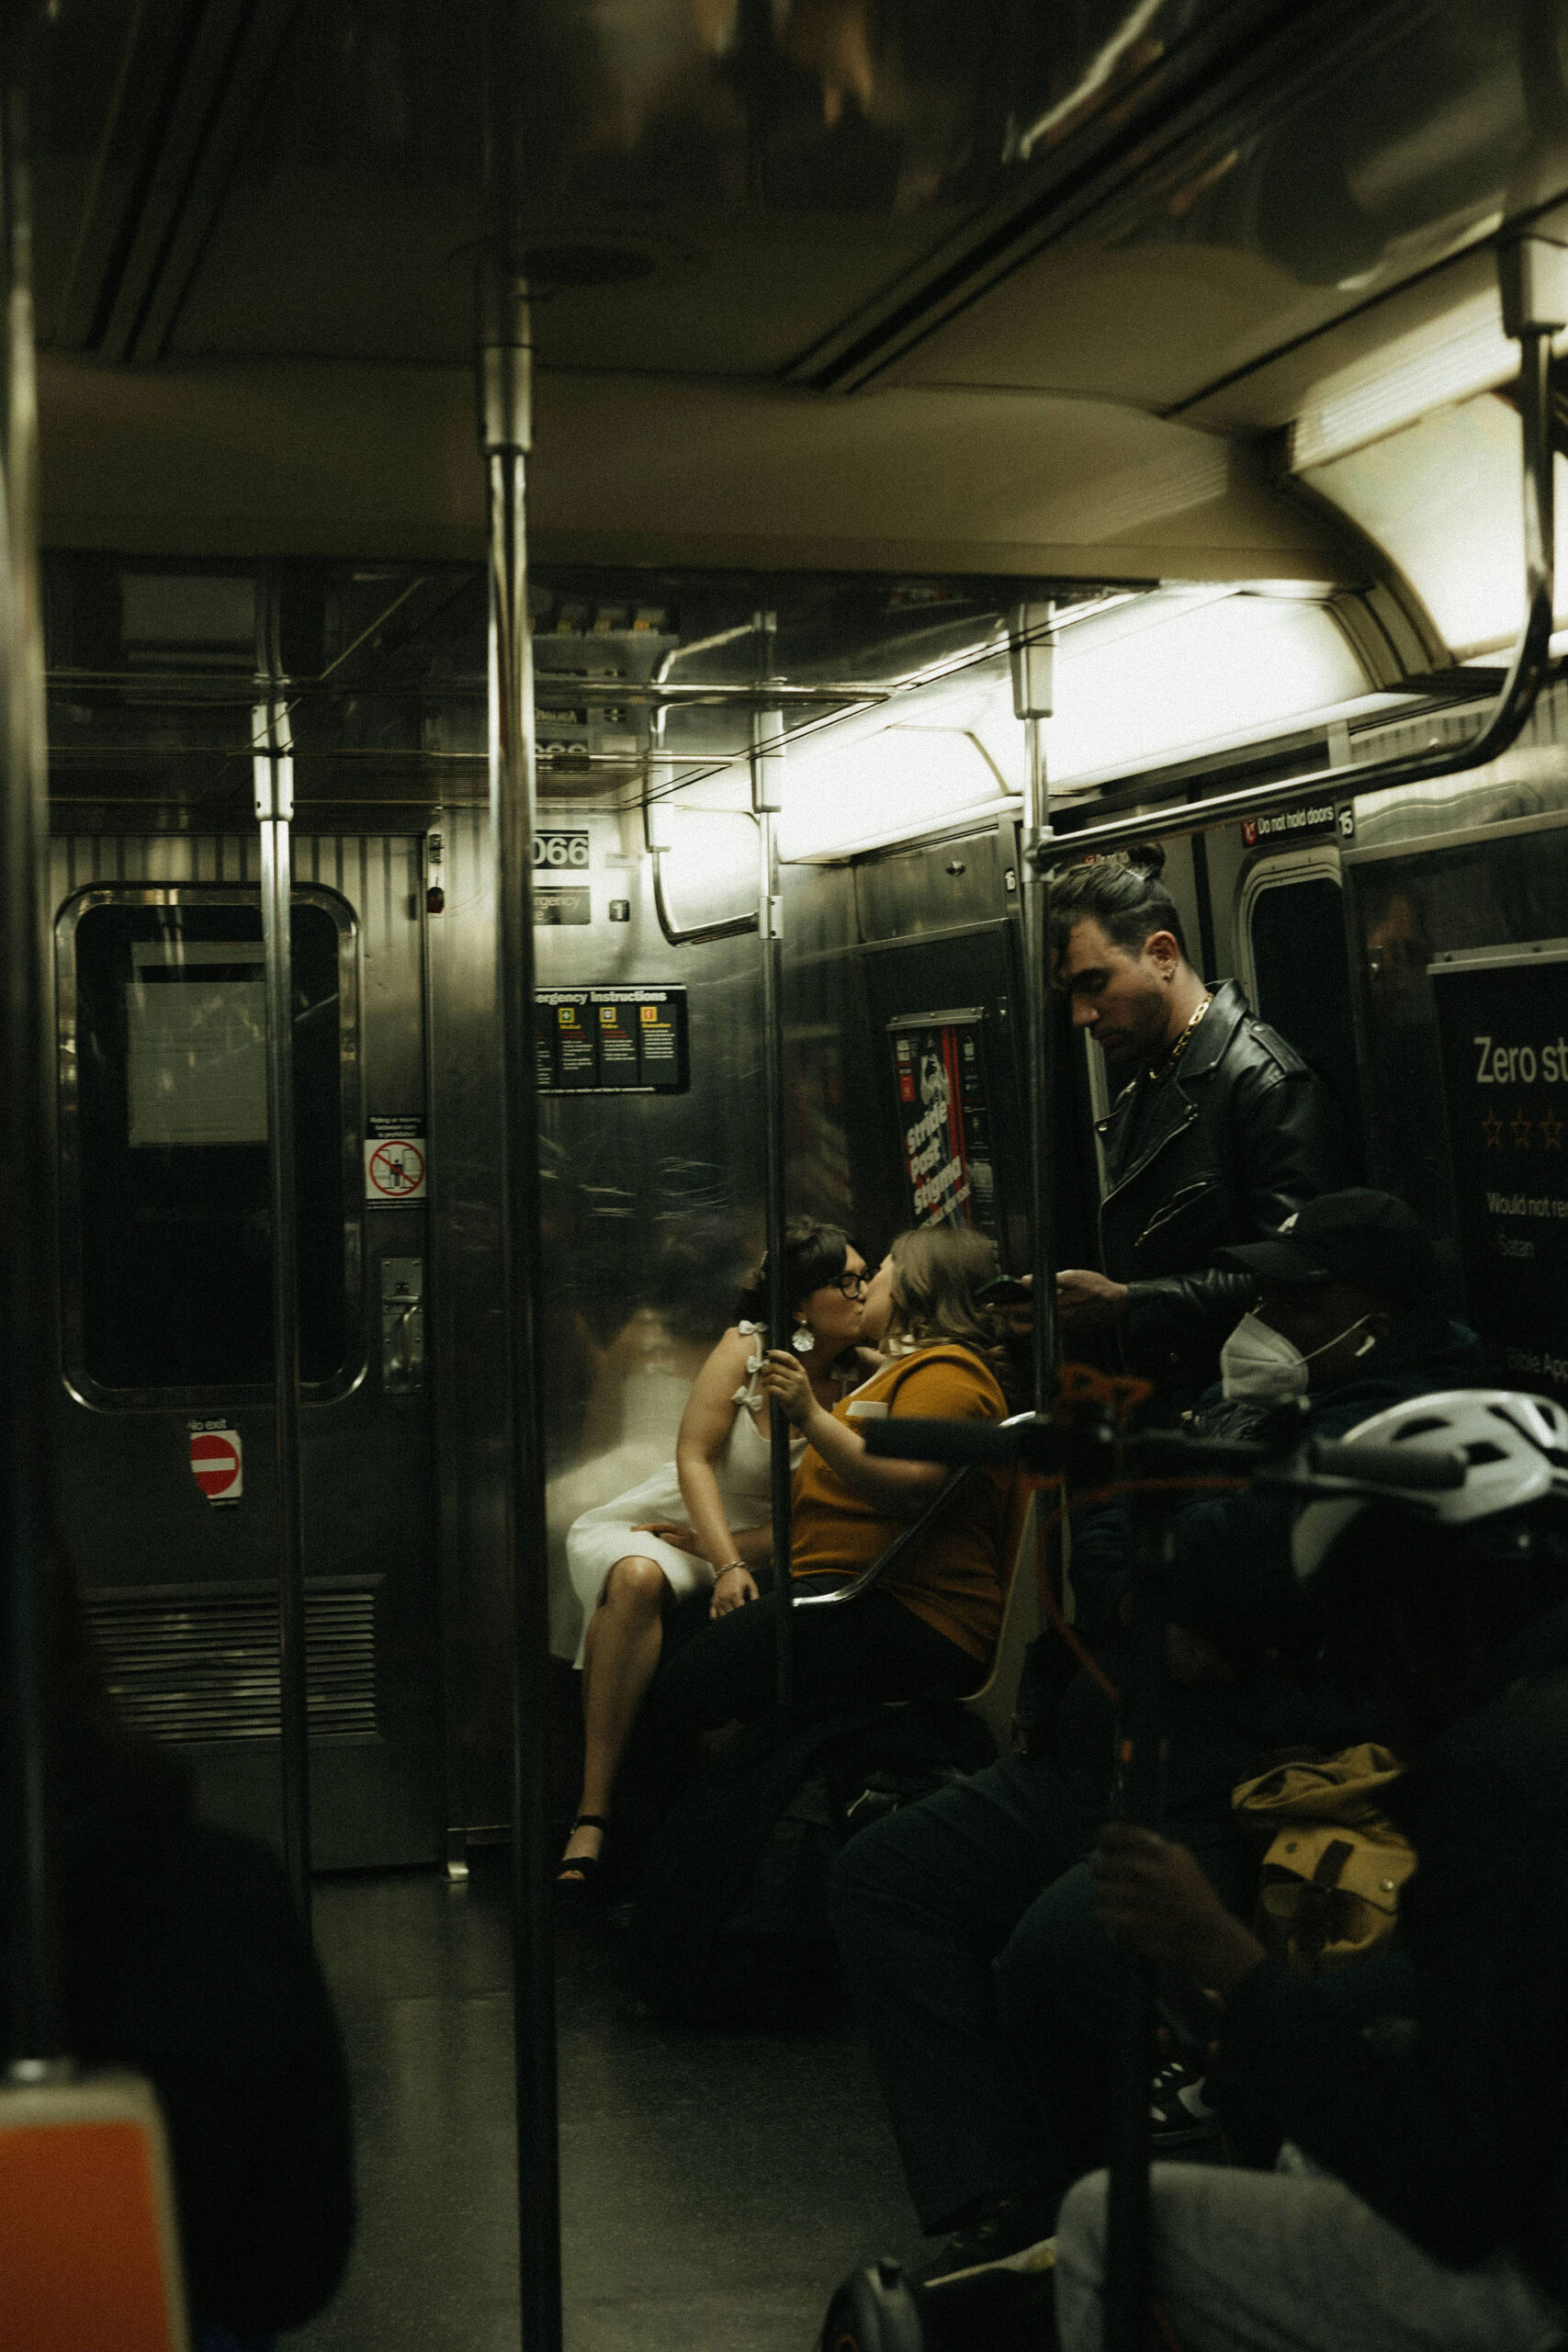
[558,1219,870,1895]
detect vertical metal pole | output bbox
[253,652,311,1922]
[479,10,563,2338]
[483,269,563,2352]
[751,615,793,1708]
[1010,603,1056,1403]
[1190,825,1218,984]
[0,7,63,2076]
[1102,1506,1171,2352]
[1517,323,1555,642]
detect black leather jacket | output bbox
[1097,979,1351,1397]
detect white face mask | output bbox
[1220,1309,1376,1403]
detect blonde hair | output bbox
[884,1224,1008,1381]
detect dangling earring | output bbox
[791,1324,817,1355]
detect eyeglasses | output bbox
[829,1272,868,1298]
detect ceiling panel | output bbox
[132,0,1063,373]
[37,355,1354,582]
[887,243,1314,408]
[32,0,1539,633]
[31,0,1312,380]
[874,2,1568,412]
[168,174,949,375]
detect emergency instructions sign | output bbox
[535,986,689,1093]
[1434,943,1568,1396]
[365,1117,427,1203]
[888,1008,998,1237]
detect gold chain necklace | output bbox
[1149,992,1213,1081]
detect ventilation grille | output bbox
[85,1578,380,1746]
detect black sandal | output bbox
[554,1815,611,1907]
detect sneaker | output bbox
[1149,2056,1221,2149]
[921,2188,1057,2286]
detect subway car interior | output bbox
[9,4,1568,2351]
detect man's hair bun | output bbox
[1047,840,1187,962]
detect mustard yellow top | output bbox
[790,1343,1012,1665]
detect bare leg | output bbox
[559,1554,672,1878]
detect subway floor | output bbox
[296,1852,918,2352]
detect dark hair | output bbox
[885,1224,1014,1392]
[1048,845,1188,968]
[736,1217,853,1325]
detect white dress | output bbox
[564,1324,804,1667]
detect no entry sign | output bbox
[189,1426,243,1503]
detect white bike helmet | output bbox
[1292,1390,1568,1582]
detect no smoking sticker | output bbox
[189,1423,243,1504]
[365,1117,428,1204]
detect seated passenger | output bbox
[557,1219,870,1894]
[641,1225,1018,1744]
[1059,1388,1568,2352]
[828,1190,1483,2273]
[13,1544,354,2341]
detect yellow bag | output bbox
[1231,1744,1417,1976]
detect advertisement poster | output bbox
[889,1010,997,1237]
[1433,944,1568,1396]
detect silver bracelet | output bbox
[714,1560,745,1577]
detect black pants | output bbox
[643,1586,978,1745]
[828,1750,1249,2235]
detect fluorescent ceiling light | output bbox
[1290,291,1568,472]
[653,725,1016,882]
[778,727,1010,862]
[1044,593,1368,790]
[644,583,1389,868]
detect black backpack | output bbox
[633,1698,993,2028]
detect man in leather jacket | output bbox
[1051,851,1350,1402]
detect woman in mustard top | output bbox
[644,1225,1017,1738]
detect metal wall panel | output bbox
[779,858,870,1241]
[1348,677,1568,860]
[853,821,1014,944]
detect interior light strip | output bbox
[1289,291,1567,473]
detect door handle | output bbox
[380,1258,424,1392]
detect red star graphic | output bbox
[1512,1106,1534,1148]
[1542,1112,1564,1150]
[1482,1111,1505,1147]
